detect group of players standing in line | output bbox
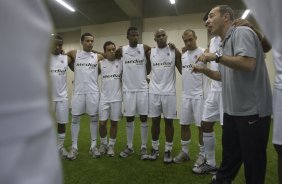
[50,5,275,184]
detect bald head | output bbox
[154,28,167,48]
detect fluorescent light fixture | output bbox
[241,9,250,19]
[55,0,76,12]
[170,0,175,4]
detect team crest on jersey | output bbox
[91,55,94,58]
[116,65,118,68]
[194,55,198,60]
[60,60,64,63]
[167,53,170,56]
[138,50,141,54]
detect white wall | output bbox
[58,13,276,118]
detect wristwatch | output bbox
[215,51,223,63]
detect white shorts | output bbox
[71,93,99,116]
[52,100,69,124]
[149,94,177,119]
[202,91,223,125]
[180,97,204,126]
[0,127,62,184]
[272,87,282,145]
[99,101,122,121]
[123,91,148,116]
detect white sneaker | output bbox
[119,146,134,158]
[59,147,68,158]
[99,144,107,155]
[164,150,173,163]
[67,147,78,161]
[192,162,217,175]
[173,151,190,163]
[140,147,149,160]
[89,147,101,158]
[194,154,206,167]
[107,145,115,157]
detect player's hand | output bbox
[181,46,188,53]
[192,64,205,74]
[196,53,216,63]
[168,42,176,50]
[115,47,122,59]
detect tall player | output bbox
[173,29,208,167]
[147,29,182,163]
[67,33,104,160]
[50,35,72,158]
[98,41,122,157]
[116,27,151,159]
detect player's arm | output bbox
[146,50,152,75]
[192,65,221,81]
[66,50,76,71]
[143,44,151,55]
[175,48,182,74]
[97,54,104,75]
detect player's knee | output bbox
[72,115,80,124]
[90,115,98,123]
[201,121,214,132]
[140,115,147,122]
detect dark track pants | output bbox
[215,114,271,184]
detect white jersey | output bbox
[0,0,53,140]
[73,50,99,94]
[149,46,176,95]
[100,59,122,102]
[243,0,282,89]
[182,47,208,99]
[122,44,148,92]
[50,54,68,101]
[209,36,222,92]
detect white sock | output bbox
[109,138,116,146]
[181,139,191,154]
[152,140,159,150]
[57,133,65,149]
[100,137,108,145]
[71,115,80,149]
[165,141,173,152]
[90,116,98,149]
[140,122,148,149]
[126,121,134,148]
[199,144,205,157]
[203,132,216,166]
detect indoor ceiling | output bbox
[45,0,246,31]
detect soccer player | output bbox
[173,29,208,167]
[50,35,72,158]
[67,33,104,160]
[147,29,182,163]
[0,0,62,183]
[98,41,122,157]
[116,27,151,159]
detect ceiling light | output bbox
[170,0,175,5]
[55,0,76,12]
[241,9,250,19]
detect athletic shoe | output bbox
[173,151,190,163]
[149,149,159,161]
[99,143,107,155]
[67,147,78,161]
[89,147,101,158]
[194,154,205,167]
[119,146,134,158]
[163,150,173,163]
[140,147,149,160]
[192,162,217,174]
[107,145,115,157]
[59,147,68,159]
